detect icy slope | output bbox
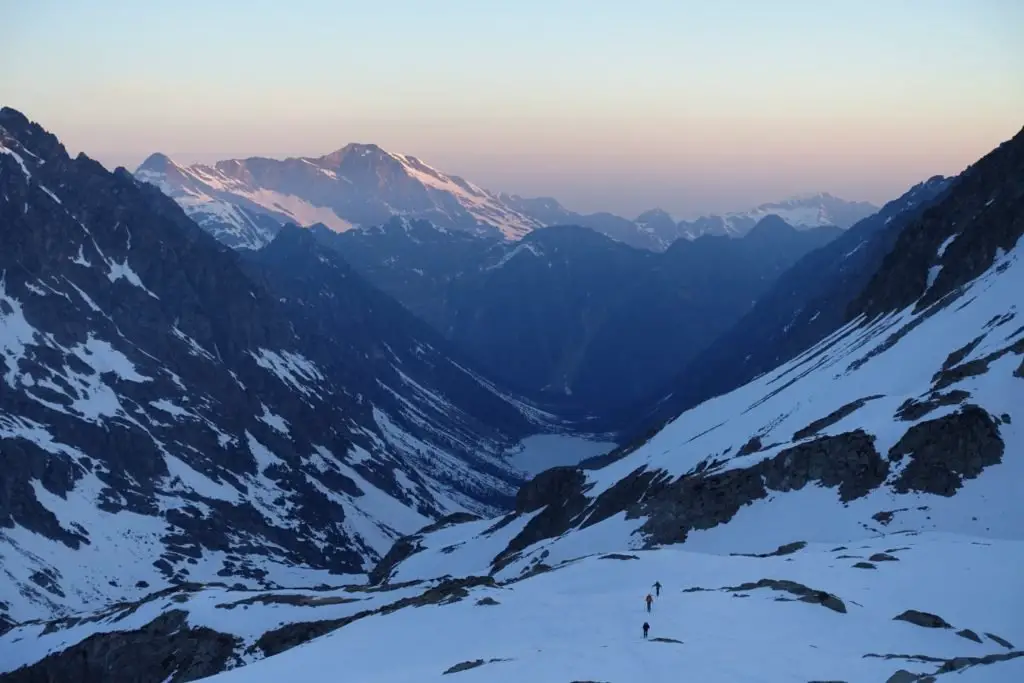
[5,534,1019,682]
[134,144,544,247]
[0,108,548,625]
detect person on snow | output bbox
[642,622,650,639]
[645,593,654,612]
[653,581,661,597]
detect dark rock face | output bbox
[580,467,669,530]
[887,406,1004,496]
[492,468,591,572]
[731,541,807,558]
[322,219,840,417]
[478,429,891,562]
[895,390,971,421]
[987,633,1015,649]
[792,396,884,441]
[638,430,887,546]
[514,467,589,514]
[957,629,983,643]
[850,125,1024,320]
[869,553,899,562]
[443,659,486,674]
[894,610,953,629]
[367,537,422,586]
[253,612,372,658]
[724,579,847,613]
[930,336,1024,392]
[1,610,240,683]
[368,513,484,586]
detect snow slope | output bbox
[4,533,1019,682]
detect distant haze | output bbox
[2,0,1021,217]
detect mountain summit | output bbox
[135,146,545,247]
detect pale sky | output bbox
[2,0,1022,218]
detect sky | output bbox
[1,0,1022,218]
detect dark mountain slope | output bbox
[0,108,540,624]
[309,219,500,333]
[240,225,540,478]
[325,218,841,415]
[851,127,1024,319]
[620,176,953,438]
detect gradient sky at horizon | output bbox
[2,0,1022,218]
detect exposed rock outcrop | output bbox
[491,468,591,572]
[893,610,953,629]
[2,611,240,683]
[725,579,847,613]
[638,430,887,546]
[792,396,883,441]
[731,541,807,559]
[895,390,970,421]
[888,406,1004,496]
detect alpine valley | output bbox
[1,105,1022,683]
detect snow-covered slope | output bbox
[3,533,1020,682]
[134,144,545,247]
[0,108,557,626]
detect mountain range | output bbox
[1,104,1022,683]
[135,146,877,252]
[320,215,843,415]
[0,107,561,625]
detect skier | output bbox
[653,581,661,597]
[642,621,650,639]
[645,593,653,613]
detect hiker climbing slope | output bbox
[645,593,653,613]
[642,622,650,639]
[653,581,661,597]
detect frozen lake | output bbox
[506,434,617,476]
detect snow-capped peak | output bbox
[135,144,545,249]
